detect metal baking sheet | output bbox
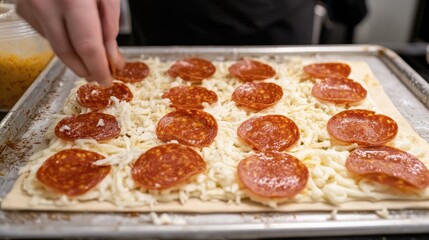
[1,45,429,239]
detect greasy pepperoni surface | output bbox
[36,149,110,196]
[228,59,276,82]
[237,115,299,152]
[304,62,351,79]
[311,77,367,104]
[238,152,308,198]
[327,109,398,146]
[168,58,216,82]
[132,144,206,190]
[346,146,429,190]
[156,109,218,147]
[76,82,133,110]
[162,86,218,109]
[232,82,283,110]
[55,112,120,141]
[114,62,150,83]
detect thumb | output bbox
[106,40,125,73]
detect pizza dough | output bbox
[3,58,429,212]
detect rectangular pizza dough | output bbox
[2,59,429,212]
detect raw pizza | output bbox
[3,56,429,212]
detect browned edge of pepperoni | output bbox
[238,152,309,198]
[311,77,367,104]
[232,81,283,110]
[55,112,121,141]
[167,58,216,82]
[237,115,300,152]
[303,62,351,79]
[228,59,276,82]
[132,144,206,190]
[162,86,218,109]
[36,149,111,196]
[114,61,150,83]
[156,109,218,147]
[76,82,133,110]
[327,109,398,146]
[346,146,429,190]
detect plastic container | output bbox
[0,2,53,110]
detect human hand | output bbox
[16,0,125,85]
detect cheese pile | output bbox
[20,56,429,208]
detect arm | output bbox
[16,0,125,85]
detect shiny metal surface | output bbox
[1,45,429,239]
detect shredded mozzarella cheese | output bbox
[375,208,390,219]
[58,125,70,132]
[96,119,105,127]
[21,57,429,208]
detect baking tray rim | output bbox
[1,44,429,238]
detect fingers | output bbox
[99,0,125,70]
[105,40,126,71]
[16,0,119,86]
[42,18,91,78]
[17,0,89,78]
[63,0,113,85]
[16,1,45,37]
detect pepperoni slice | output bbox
[113,61,150,83]
[238,152,308,198]
[303,62,351,79]
[156,109,218,147]
[228,59,276,82]
[346,146,429,190]
[132,144,206,190]
[311,77,367,104]
[232,82,283,110]
[237,115,299,152]
[55,112,120,141]
[168,58,216,82]
[36,149,110,196]
[327,109,398,146]
[76,82,133,110]
[162,86,218,109]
